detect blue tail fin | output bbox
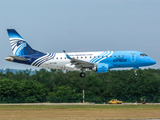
[7,29,44,56]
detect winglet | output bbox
[63,50,72,59]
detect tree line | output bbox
[0,68,160,103]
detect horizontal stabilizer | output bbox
[9,55,29,61]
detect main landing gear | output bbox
[80,72,85,77]
[80,68,86,78]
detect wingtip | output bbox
[63,50,66,53]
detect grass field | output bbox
[0,105,160,120]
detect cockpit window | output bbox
[140,53,148,57]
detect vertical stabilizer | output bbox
[7,29,44,56]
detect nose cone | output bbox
[150,59,156,65]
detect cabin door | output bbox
[131,54,136,62]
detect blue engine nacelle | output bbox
[91,64,109,73]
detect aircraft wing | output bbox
[63,50,95,68]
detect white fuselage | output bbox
[40,51,108,70]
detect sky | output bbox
[0,0,160,70]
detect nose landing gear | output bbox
[134,70,138,76]
[134,67,138,76]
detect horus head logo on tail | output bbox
[7,29,44,56]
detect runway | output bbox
[0,103,160,105]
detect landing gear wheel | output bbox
[80,72,85,78]
[134,73,138,76]
[134,69,138,76]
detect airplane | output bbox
[5,29,156,77]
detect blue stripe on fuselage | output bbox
[13,54,46,65]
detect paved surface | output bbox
[0,103,160,105]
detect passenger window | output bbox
[98,56,100,58]
[56,58,58,59]
[102,56,104,58]
[106,56,108,58]
[123,55,124,57]
[64,57,66,59]
[94,56,96,58]
[85,57,87,58]
[118,55,120,57]
[90,56,92,58]
[114,56,116,57]
[81,57,83,59]
[77,57,79,59]
[110,56,112,58]
[60,57,62,59]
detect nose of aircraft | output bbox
[150,59,156,65]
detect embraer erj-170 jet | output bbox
[5,29,156,77]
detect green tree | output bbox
[49,86,76,103]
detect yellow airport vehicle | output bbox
[109,99,123,104]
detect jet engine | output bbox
[91,64,109,73]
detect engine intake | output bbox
[92,64,109,73]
